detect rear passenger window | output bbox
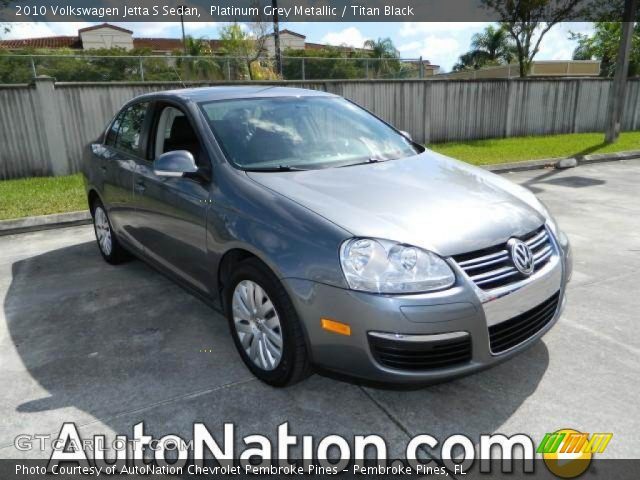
[114,103,148,155]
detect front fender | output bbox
[206,164,351,289]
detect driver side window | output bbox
[154,106,206,167]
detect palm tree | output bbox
[470,25,516,64]
[453,52,484,71]
[363,37,400,77]
[177,36,221,80]
[184,36,212,56]
[453,25,515,71]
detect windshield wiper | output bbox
[244,165,307,172]
[337,157,390,168]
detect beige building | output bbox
[78,24,135,50]
[262,29,306,55]
[438,60,601,79]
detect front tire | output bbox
[91,199,129,265]
[224,259,312,387]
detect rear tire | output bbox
[224,258,312,387]
[91,198,129,265]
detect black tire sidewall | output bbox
[224,260,302,386]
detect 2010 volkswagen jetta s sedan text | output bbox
[82,86,572,387]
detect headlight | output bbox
[339,238,455,294]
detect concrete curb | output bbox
[0,211,91,237]
[482,149,640,173]
[0,150,638,236]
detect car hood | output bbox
[246,150,545,256]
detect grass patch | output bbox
[430,131,640,166]
[0,174,86,221]
[0,131,639,220]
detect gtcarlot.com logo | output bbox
[538,429,613,478]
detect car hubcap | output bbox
[94,207,112,256]
[232,280,283,371]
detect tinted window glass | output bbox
[199,97,420,170]
[105,112,123,146]
[115,103,148,155]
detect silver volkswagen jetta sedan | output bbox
[83,86,572,387]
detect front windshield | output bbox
[199,96,421,171]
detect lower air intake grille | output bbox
[369,332,472,371]
[489,292,560,354]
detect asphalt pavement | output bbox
[1,159,638,461]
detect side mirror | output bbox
[399,130,413,141]
[153,150,198,177]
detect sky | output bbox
[4,21,596,72]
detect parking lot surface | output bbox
[1,159,639,460]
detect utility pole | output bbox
[604,0,638,143]
[180,13,187,55]
[272,0,282,76]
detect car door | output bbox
[130,103,212,294]
[96,102,150,249]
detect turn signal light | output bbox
[321,318,351,336]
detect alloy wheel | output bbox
[94,207,113,256]
[232,280,283,370]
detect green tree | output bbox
[175,36,222,80]
[572,22,640,77]
[454,25,516,71]
[471,25,516,64]
[282,47,366,80]
[482,0,584,76]
[218,22,271,80]
[363,37,400,77]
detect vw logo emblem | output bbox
[508,239,534,275]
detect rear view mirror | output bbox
[154,150,198,177]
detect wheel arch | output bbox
[87,188,103,216]
[216,247,314,363]
[217,248,263,306]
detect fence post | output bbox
[33,76,69,176]
[139,57,145,81]
[30,57,37,77]
[572,80,581,133]
[419,56,424,79]
[226,59,231,81]
[365,59,369,79]
[301,57,305,80]
[504,79,514,138]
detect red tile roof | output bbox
[133,38,222,52]
[0,36,82,49]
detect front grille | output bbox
[452,226,554,290]
[489,292,560,354]
[369,332,472,371]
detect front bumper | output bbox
[283,229,572,385]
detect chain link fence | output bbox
[0,54,433,84]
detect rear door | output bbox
[98,102,150,248]
[130,102,212,293]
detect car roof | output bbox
[134,85,338,103]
